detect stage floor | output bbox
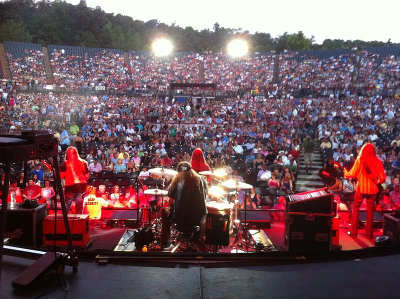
[63,216,380,253]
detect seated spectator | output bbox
[88,158,103,173]
[122,152,130,166]
[389,184,400,206]
[249,187,261,206]
[245,150,255,165]
[268,172,280,189]
[132,151,141,167]
[285,156,297,175]
[17,172,26,189]
[103,157,114,172]
[392,157,400,173]
[114,158,127,173]
[138,166,150,178]
[376,194,398,212]
[110,185,126,208]
[240,194,257,209]
[257,165,271,182]
[151,152,162,167]
[96,184,112,207]
[22,178,42,201]
[124,185,138,208]
[253,153,265,170]
[126,159,139,173]
[41,180,55,207]
[31,174,41,186]
[160,154,172,168]
[281,173,293,194]
[8,180,23,204]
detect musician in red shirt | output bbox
[190,148,212,185]
[60,146,89,214]
[344,143,386,239]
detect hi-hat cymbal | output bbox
[144,189,168,196]
[221,180,253,190]
[148,168,178,176]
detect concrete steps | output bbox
[295,149,326,192]
[42,46,54,83]
[0,43,11,78]
[123,51,130,66]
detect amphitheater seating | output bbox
[4,41,42,58]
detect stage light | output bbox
[227,39,248,57]
[152,38,173,57]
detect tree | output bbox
[286,31,312,50]
[0,19,31,42]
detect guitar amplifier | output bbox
[43,214,90,246]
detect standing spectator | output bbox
[60,127,70,152]
[302,136,315,173]
[70,122,79,143]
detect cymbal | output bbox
[199,170,213,176]
[148,168,178,176]
[221,180,253,190]
[144,189,168,196]
[208,186,228,197]
[199,169,227,177]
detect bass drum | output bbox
[205,202,233,246]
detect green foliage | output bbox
[0,19,32,42]
[0,0,394,52]
[287,31,312,51]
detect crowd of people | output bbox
[1,44,400,219]
[3,42,400,96]
[6,49,48,87]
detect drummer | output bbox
[161,161,208,249]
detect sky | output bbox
[66,0,399,44]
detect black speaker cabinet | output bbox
[110,209,140,227]
[239,209,271,228]
[0,203,46,247]
[383,214,400,244]
[285,212,332,251]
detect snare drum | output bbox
[205,202,234,246]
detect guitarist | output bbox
[344,143,386,239]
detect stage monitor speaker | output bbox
[110,209,140,227]
[11,252,65,290]
[239,210,271,228]
[0,204,46,247]
[383,214,400,244]
[359,211,384,229]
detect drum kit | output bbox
[140,166,254,252]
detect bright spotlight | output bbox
[152,38,173,56]
[227,39,248,57]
